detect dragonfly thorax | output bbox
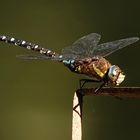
[63,57,111,80]
[107,65,125,86]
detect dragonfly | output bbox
[0,33,139,93]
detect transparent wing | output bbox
[16,35,139,62]
[16,55,50,60]
[93,37,139,57]
[61,33,101,59]
[16,54,65,61]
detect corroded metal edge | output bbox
[77,87,140,98]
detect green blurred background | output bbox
[0,0,140,140]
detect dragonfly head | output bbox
[107,65,125,86]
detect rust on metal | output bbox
[77,87,140,98]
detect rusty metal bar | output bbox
[77,87,140,98]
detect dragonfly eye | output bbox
[116,72,125,85]
[112,69,117,76]
[108,65,125,85]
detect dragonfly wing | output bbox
[92,37,139,57]
[16,54,52,60]
[61,33,101,59]
[16,54,64,61]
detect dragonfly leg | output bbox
[94,82,105,94]
[79,79,101,89]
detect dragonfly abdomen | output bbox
[0,35,57,58]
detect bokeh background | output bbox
[0,0,140,140]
